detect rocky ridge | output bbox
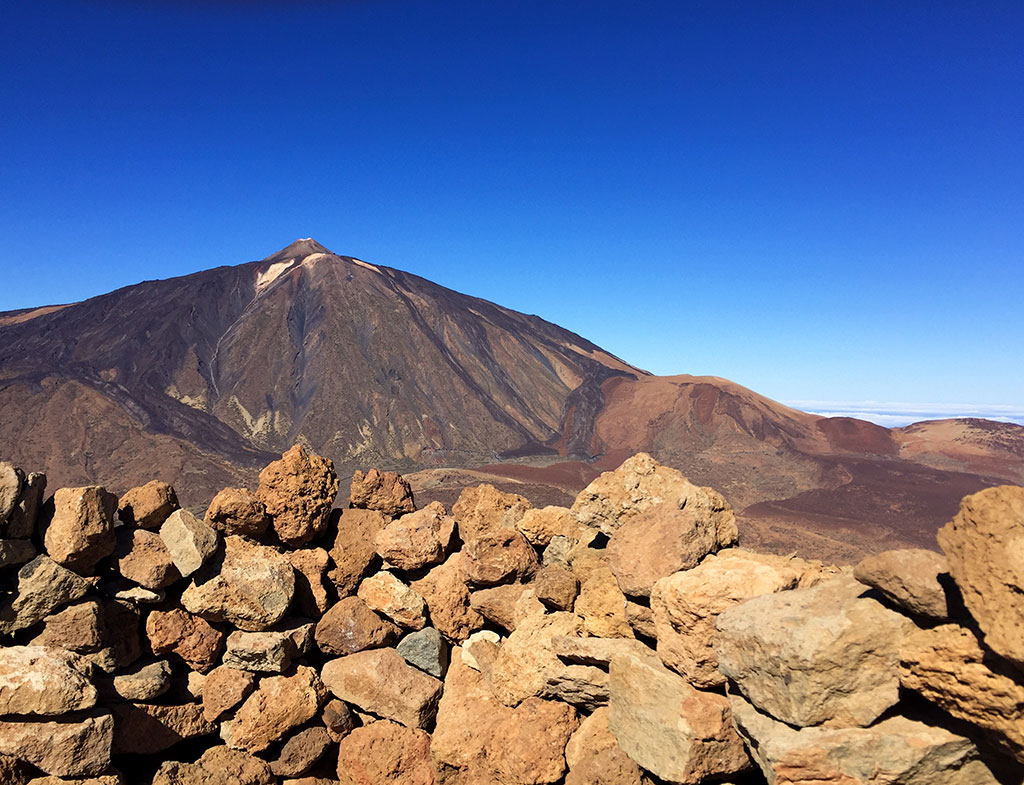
[0,448,1022,784]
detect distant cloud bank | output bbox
[784,401,1024,428]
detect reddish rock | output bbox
[114,528,180,590]
[0,713,113,778]
[315,595,402,656]
[111,702,215,754]
[225,665,327,753]
[516,506,575,548]
[117,480,179,529]
[336,720,434,785]
[202,666,258,722]
[358,571,428,630]
[488,698,579,784]
[375,502,454,571]
[410,553,483,643]
[462,528,539,587]
[271,726,332,778]
[349,469,416,518]
[329,507,389,596]
[453,483,532,544]
[257,445,339,547]
[146,607,225,672]
[204,487,269,537]
[44,486,117,574]
[287,547,332,617]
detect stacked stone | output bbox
[0,450,1021,784]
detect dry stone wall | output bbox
[0,449,1021,784]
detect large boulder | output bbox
[853,547,956,620]
[44,486,117,574]
[375,502,454,572]
[335,720,434,785]
[937,485,1024,667]
[117,480,178,529]
[257,445,339,547]
[0,646,96,715]
[715,574,913,727]
[225,665,327,753]
[453,483,532,543]
[0,713,113,777]
[349,468,416,518]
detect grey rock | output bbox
[0,462,23,523]
[396,626,448,678]
[0,555,92,634]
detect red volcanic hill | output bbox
[2,239,1021,561]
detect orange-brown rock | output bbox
[358,571,428,630]
[487,611,584,706]
[202,665,258,722]
[453,484,532,544]
[329,507,389,596]
[271,726,332,778]
[114,528,180,590]
[535,564,579,610]
[937,485,1024,667]
[286,547,332,617]
[204,487,269,538]
[315,596,402,656]
[0,713,113,777]
[854,547,954,620]
[30,600,105,654]
[225,665,327,753]
[515,505,575,548]
[117,480,178,529]
[488,697,579,784]
[336,720,434,785]
[410,553,484,643]
[154,746,276,785]
[146,607,225,672]
[323,697,358,742]
[349,469,416,518]
[375,502,454,572]
[462,528,539,587]
[44,486,118,575]
[111,702,215,754]
[574,563,634,639]
[565,706,646,785]
[257,445,339,547]
[469,583,543,633]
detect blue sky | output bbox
[2,0,1022,411]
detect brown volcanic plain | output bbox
[1,239,1021,562]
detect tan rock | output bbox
[488,697,578,785]
[730,691,998,785]
[335,720,434,785]
[26,776,123,785]
[111,659,171,701]
[159,509,219,577]
[899,623,1024,761]
[146,607,225,672]
[535,564,578,610]
[204,487,269,537]
[575,563,634,639]
[715,574,914,728]
[565,707,646,785]
[272,726,332,778]
[32,599,105,653]
[111,702,215,754]
[624,601,656,639]
[181,534,294,631]
[315,595,402,655]
[0,462,23,523]
[462,528,539,587]
[117,480,178,529]
[608,653,750,784]
[470,583,543,633]
[453,483,532,544]
[287,547,332,617]
[516,505,575,547]
[854,547,955,619]
[44,486,117,574]
[223,629,297,672]
[258,445,339,546]
[202,665,258,722]
[488,611,584,706]
[652,548,827,687]
[358,570,428,629]
[4,471,45,539]
[410,552,484,643]
[0,555,91,633]
[0,713,113,777]
[0,538,36,568]
[322,648,443,729]
[375,501,454,571]
[0,754,31,785]
[462,630,501,673]
[329,507,389,596]
[154,746,276,785]
[114,528,180,589]
[937,485,1024,666]
[349,468,416,518]
[0,645,96,715]
[226,665,326,753]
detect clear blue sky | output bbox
[2,0,1022,409]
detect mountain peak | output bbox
[262,237,334,264]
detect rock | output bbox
[258,445,339,547]
[111,659,171,701]
[287,547,332,617]
[102,579,164,604]
[565,706,646,785]
[541,535,573,569]
[323,697,358,741]
[608,653,750,784]
[0,462,24,522]
[279,617,317,655]
[397,626,448,678]
[0,539,36,568]
[729,691,998,785]
[315,595,402,655]
[575,563,634,639]
[328,508,388,596]
[44,486,117,574]
[26,776,123,785]
[899,623,1024,761]
[715,574,913,728]
[223,629,297,672]
[111,702,216,754]
[410,552,483,643]
[226,665,326,753]
[358,571,428,629]
[204,487,269,537]
[469,583,543,632]
[375,501,454,571]
[488,611,584,706]
[516,505,575,547]
[0,555,91,633]
[937,485,1024,667]
[272,726,332,777]
[624,601,656,639]
[0,645,96,715]
[607,499,737,597]
[117,480,178,529]
[0,713,113,777]
[552,634,660,668]
[854,547,955,619]
[453,484,532,543]
[488,697,579,785]
[181,535,294,631]
[462,528,539,587]
[30,599,104,654]
[114,528,180,589]
[64,599,141,673]
[202,665,258,722]
[4,472,46,539]
[535,564,579,610]
[322,648,443,729]
[159,509,218,578]
[462,630,501,673]
[545,637,661,712]
[651,548,827,687]
[146,607,225,672]
[349,468,416,518]
[154,747,275,785]
[0,754,32,785]
[335,720,434,785]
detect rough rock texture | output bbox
[202,665,258,722]
[117,480,179,529]
[854,547,955,620]
[730,692,998,785]
[323,697,358,742]
[146,608,225,672]
[335,719,433,785]
[159,509,219,578]
[44,486,117,574]
[226,665,326,753]
[111,702,215,754]
[204,487,269,537]
[652,548,826,687]
[0,645,96,715]
[535,564,579,610]
[257,445,339,547]
[410,553,483,643]
[111,659,171,701]
[398,626,449,678]
[286,547,332,617]
[4,471,45,539]
[376,501,454,572]
[154,748,275,785]
[223,629,297,672]
[0,539,35,568]
[322,648,443,729]
[315,595,401,656]
[715,574,914,727]
[488,611,583,706]
[565,707,646,785]
[0,556,91,633]
[453,484,532,544]
[358,570,428,630]
[0,462,23,523]
[271,726,332,777]
[329,508,389,597]
[488,697,579,785]
[0,713,113,777]
[114,528,180,589]
[470,583,543,633]
[937,485,1024,667]
[575,563,634,639]
[899,623,1024,761]
[349,468,416,518]
[29,600,104,654]
[182,535,295,631]
[516,505,575,547]
[462,528,539,587]
[608,653,750,784]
